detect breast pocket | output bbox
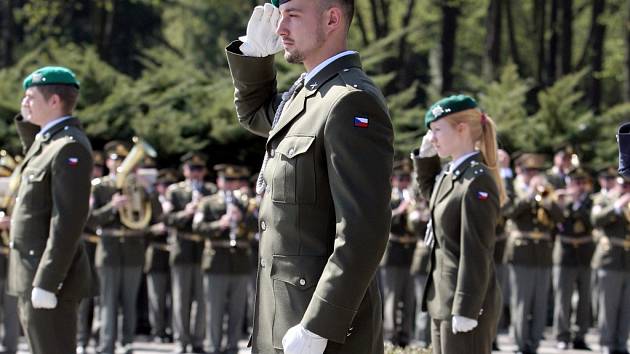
[270,254,327,349]
[271,135,316,204]
[18,167,49,210]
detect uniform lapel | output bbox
[268,53,362,141]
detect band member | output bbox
[412,95,504,354]
[381,159,416,347]
[591,175,630,354]
[193,164,255,354]
[163,153,215,353]
[6,66,93,354]
[552,167,594,350]
[408,191,431,348]
[226,0,394,353]
[504,153,563,354]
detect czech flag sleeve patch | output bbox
[354,117,369,128]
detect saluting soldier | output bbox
[6,66,93,354]
[227,1,393,352]
[77,150,106,354]
[144,168,179,344]
[193,164,256,354]
[552,167,594,351]
[504,153,563,354]
[91,141,162,354]
[413,95,504,354]
[546,147,576,189]
[163,152,216,354]
[407,191,431,349]
[591,175,630,354]
[381,159,417,347]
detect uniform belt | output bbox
[208,239,250,249]
[82,234,100,244]
[512,230,552,242]
[388,234,418,244]
[177,232,205,243]
[150,242,171,252]
[557,235,593,247]
[601,236,630,250]
[99,228,145,238]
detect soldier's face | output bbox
[277,0,327,65]
[429,119,459,158]
[22,88,55,126]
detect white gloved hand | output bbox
[419,130,437,157]
[282,324,328,354]
[239,4,284,57]
[452,315,478,334]
[31,287,57,309]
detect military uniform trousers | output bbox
[0,277,18,353]
[147,270,170,338]
[171,264,205,348]
[204,273,249,354]
[78,241,99,348]
[18,296,80,354]
[97,265,143,354]
[597,269,630,352]
[412,273,431,347]
[430,310,497,354]
[552,265,592,342]
[509,265,551,353]
[494,263,510,332]
[380,265,414,345]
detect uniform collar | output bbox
[37,116,81,142]
[449,152,482,180]
[303,52,362,93]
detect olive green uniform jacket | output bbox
[591,191,630,271]
[8,116,93,300]
[163,181,216,266]
[227,46,393,354]
[413,154,501,323]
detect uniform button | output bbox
[9,241,14,248]
[299,278,306,286]
[260,259,266,268]
[29,250,34,256]
[269,149,275,158]
[29,175,34,181]
[288,148,295,156]
[260,221,267,231]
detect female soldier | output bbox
[411,95,505,354]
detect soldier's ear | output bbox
[325,6,342,32]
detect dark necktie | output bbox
[255,73,306,195]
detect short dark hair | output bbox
[37,84,79,114]
[322,0,354,29]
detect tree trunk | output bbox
[548,0,559,83]
[369,0,384,39]
[534,0,547,85]
[588,0,606,112]
[560,0,573,75]
[483,0,502,81]
[0,0,15,67]
[394,0,417,91]
[379,0,390,36]
[355,5,370,47]
[506,0,525,77]
[440,2,459,94]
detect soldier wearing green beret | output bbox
[411,95,504,354]
[2,66,93,354]
[163,152,216,354]
[226,0,393,353]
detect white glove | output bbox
[31,287,57,309]
[239,4,284,57]
[419,130,437,157]
[282,324,328,354]
[452,315,478,334]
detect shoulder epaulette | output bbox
[91,177,102,186]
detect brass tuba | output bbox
[0,150,21,247]
[115,137,157,230]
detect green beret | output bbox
[270,0,290,7]
[424,94,478,129]
[23,66,80,90]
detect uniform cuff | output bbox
[226,41,276,83]
[301,294,356,344]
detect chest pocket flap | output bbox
[23,167,47,183]
[271,135,316,204]
[276,135,315,159]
